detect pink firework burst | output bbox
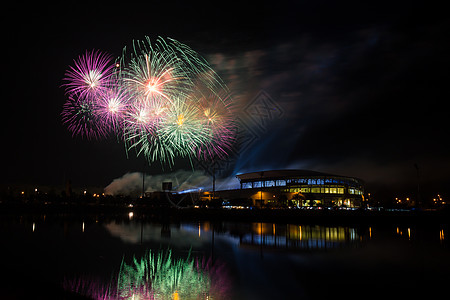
[61,95,109,140]
[96,85,131,134]
[63,50,115,99]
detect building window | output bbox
[253,181,262,188]
[299,178,308,184]
[265,180,275,187]
[330,187,337,194]
[349,188,361,195]
[311,187,321,193]
[322,188,329,193]
[276,180,286,186]
[308,179,316,185]
[300,187,310,193]
[337,188,344,194]
[242,182,252,189]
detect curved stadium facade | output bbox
[216,169,365,208]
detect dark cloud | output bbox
[207,12,449,195]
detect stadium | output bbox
[212,169,365,208]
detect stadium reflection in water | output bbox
[241,223,360,251]
[1,215,449,299]
[103,220,365,252]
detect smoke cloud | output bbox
[104,170,206,196]
[104,170,241,196]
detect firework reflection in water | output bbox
[63,249,230,299]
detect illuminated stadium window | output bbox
[265,180,275,187]
[337,188,344,194]
[349,188,361,195]
[242,182,252,189]
[276,180,286,186]
[300,187,310,193]
[330,187,337,194]
[288,179,302,184]
[299,178,308,184]
[311,187,320,193]
[253,181,262,188]
[322,188,329,193]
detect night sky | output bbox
[3,1,449,199]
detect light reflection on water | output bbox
[66,221,369,299]
[1,214,449,299]
[101,219,448,250]
[64,249,230,300]
[104,221,364,252]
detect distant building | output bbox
[215,169,365,208]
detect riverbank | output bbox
[1,203,448,225]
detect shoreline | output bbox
[1,203,448,226]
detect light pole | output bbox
[212,164,215,202]
[260,171,264,207]
[414,163,421,208]
[142,171,145,199]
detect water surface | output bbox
[0,213,448,299]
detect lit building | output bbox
[216,169,364,208]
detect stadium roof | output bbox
[236,169,361,182]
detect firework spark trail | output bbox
[193,91,237,161]
[158,96,206,159]
[63,50,115,99]
[123,94,175,165]
[168,37,229,96]
[96,85,131,134]
[120,37,192,105]
[61,95,109,140]
[62,37,236,167]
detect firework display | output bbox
[62,37,235,166]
